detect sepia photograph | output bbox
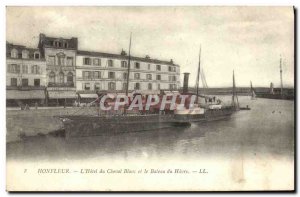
[5,6,295,191]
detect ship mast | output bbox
[280,55,283,97]
[124,33,132,114]
[196,46,201,104]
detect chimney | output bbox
[183,72,190,94]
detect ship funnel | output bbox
[183,72,190,94]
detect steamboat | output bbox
[57,38,238,138]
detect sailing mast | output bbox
[232,70,239,110]
[280,55,283,97]
[124,33,132,114]
[250,80,256,99]
[196,46,201,104]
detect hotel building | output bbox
[76,50,180,99]
[6,33,181,106]
[6,42,46,107]
[38,34,77,106]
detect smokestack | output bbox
[183,72,190,94]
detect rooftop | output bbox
[6,42,42,59]
[77,50,179,67]
[38,33,78,50]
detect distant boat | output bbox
[256,56,294,100]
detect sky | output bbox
[6,6,294,88]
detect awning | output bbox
[48,91,76,99]
[79,93,98,99]
[6,90,45,99]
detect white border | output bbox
[1,1,298,196]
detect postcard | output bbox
[6,6,295,191]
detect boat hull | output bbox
[58,108,234,138]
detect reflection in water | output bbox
[7,96,294,161]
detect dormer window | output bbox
[22,50,29,59]
[34,52,40,59]
[11,49,18,58]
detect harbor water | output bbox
[7,96,294,161]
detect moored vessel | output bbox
[57,41,236,138]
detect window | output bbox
[169,84,176,90]
[64,42,68,48]
[146,74,152,80]
[157,84,160,90]
[11,49,18,58]
[54,41,59,47]
[58,56,65,66]
[94,71,100,79]
[22,65,28,74]
[156,75,161,80]
[108,60,113,67]
[148,64,151,70]
[31,65,40,74]
[108,82,116,90]
[94,83,101,91]
[22,50,29,59]
[22,78,28,86]
[148,83,152,90]
[67,72,73,84]
[84,83,90,90]
[108,72,115,79]
[59,72,64,83]
[34,52,40,59]
[49,72,55,83]
[123,73,127,80]
[11,78,17,86]
[134,83,140,90]
[9,64,20,73]
[48,56,55,65]
[34,79,40,86]
[93,58,101,66]
[169,76,176,82]
[83,58,91,65]
[67,57,74,66]
[122,83,127,90]
[169,66,176,72]
[121,61,127,68]
[58,42,62,47]
[156,65,161,71]
[135,62,140,69]
[134,73,140,80]
[83,71,92,79]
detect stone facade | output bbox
[6,33,181,106]
[76,50,180,93]
[6,42,47,106]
